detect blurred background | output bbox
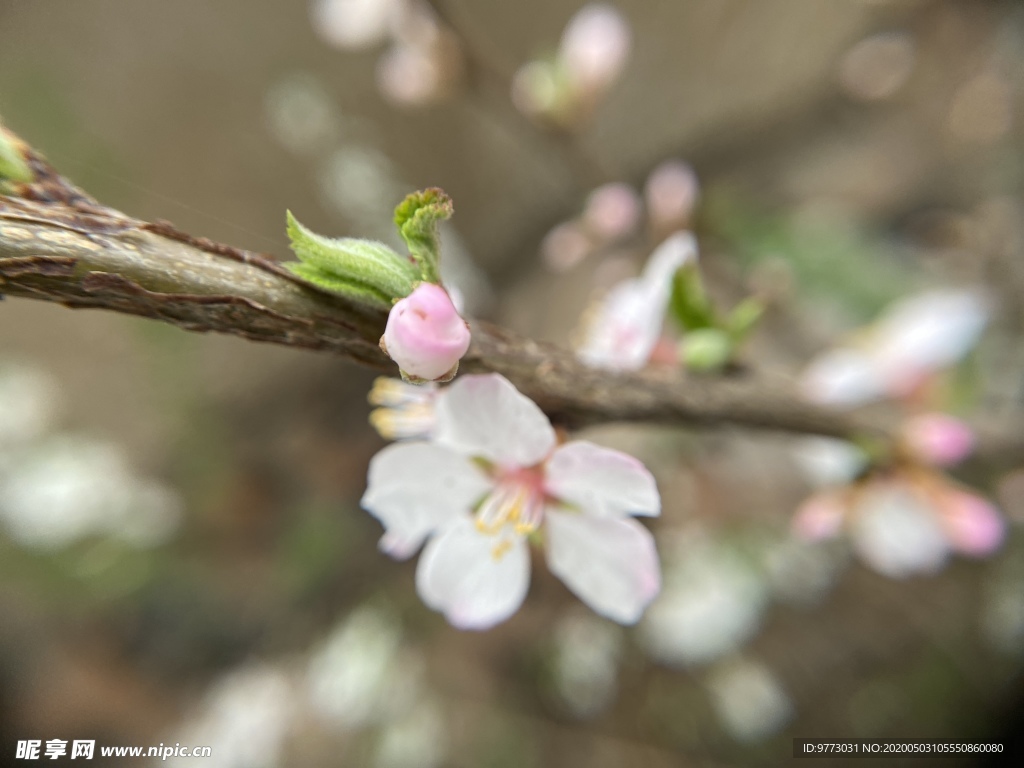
[1,0,1023,765]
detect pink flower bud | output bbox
[644,160,699,229]
[792,492,846,542]
[559,4,632,95]
[381,283,470,382]
[902,413,975,467]
[940,490,1005,556]
[582,182,641,242]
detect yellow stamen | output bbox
[491,540,513,561]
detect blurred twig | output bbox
[426,0,614,191]
[1,128,1018,464]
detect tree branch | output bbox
[0,131,928,448]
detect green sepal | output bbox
[0,127,32,183]
[681,328,733,372]
[725,297,764,342]
[670,264,715,331]
[393,188,453,284]
[286,211,418,305]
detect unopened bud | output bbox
[381,283,470,382]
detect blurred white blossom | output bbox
[311,0,402,50]
[791,436,866,488]
[551,610,623,719]
[641,533,767,666]
[264,74,340,154]
[577,231,696,371]
[0,364,57,457]
[762,535,844,605]
[982,566,1024,656]
[0,436,180,550]
[319,145,403,227]
[794,476,1005,578]
[849,483,950,578]
[374,700,446,768]
[307,605,421,727]
[706,659,793,742]
[801,289,988,408]
[166,664,297,768]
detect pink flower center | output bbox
[474,466,548,559]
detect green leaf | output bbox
[670,265,715,331]
[285,262,393,309]
[393,188,453,283]
[0,127,32,183]
[286,211,417,304]
[725,297,764,342]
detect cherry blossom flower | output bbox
[793,473,1004,578]
[381,283,471,382]
[361,373,661,629]
[640,531,767,667]
[801,289,988,407]
[576,231,697,371]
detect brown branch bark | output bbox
[0,132,969,451]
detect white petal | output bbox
[545,441,660,518]
[800,347,885,407]
[706,660,793,743]
[872,289,988,374]
[415,520,531,630]
[640,541,765,666]
[640,231,697,291]
[361,442,491,559]
[576,279,661,371]
[791,437,867,487]
[545,511,660,624]
[850,482,949,578]
[433,374,556,467]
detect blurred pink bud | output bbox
[792,492,846,542]
[559,4,632,94]
[376,43,443,106]
[940,491,1005,556]
[583,182,642,242]
[645,161,699,228]
[902,413,975,467]
[311,0,400,50]
[541,221,593,272]
[381,283,471,382]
